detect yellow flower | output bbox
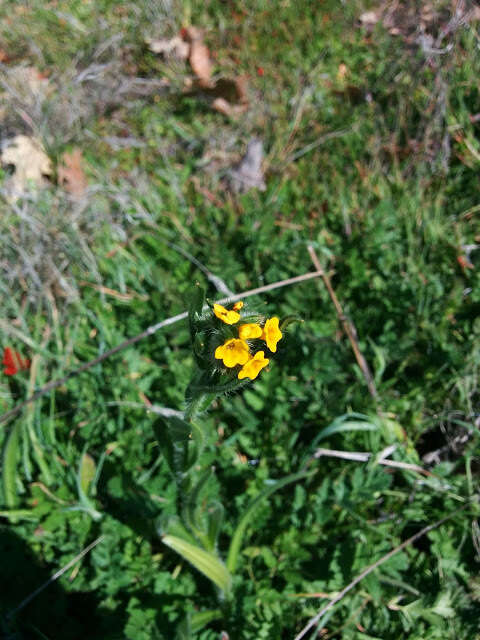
[238,351,269,380]
[262,317,283,353]
[238,323,262,340]
[232,301,244,311]
[215,338,250,368]
[213,303,241,325]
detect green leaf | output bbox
[191,609,223,631]
[76,450,102,520]
[79,453,96,496]
[2,422,21,508]
[185,467,212,533]
[153,415,198,475]
[0,509,37,521]
[175,614,191,640]
[176,609,222,640]
[227,470,310,574]
[157,515,198,546]
[279,314,303,331]
[188,284,205,344]
[187,371,249,401]
[310,413,378,448]
[162,534,232,595]
[206,501,224,551]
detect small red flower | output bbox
[256,66,265,77]
[2,347,30,376]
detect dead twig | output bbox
[165,241,235,297]
[314,446,432,476]
[106,401,184,418]
[0,270,323,426]
[307,245,378,400]
[7,535,105,620]
[293,502,474,640]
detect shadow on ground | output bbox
[0,525,191,640]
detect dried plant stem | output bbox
[0,270,323,426]
[293,503,472,640]
[314,447,431,476]
[165,240,235,297]
[307,245,378,400]
[7,535,105,619]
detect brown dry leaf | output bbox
[182,26,213,87]
[0,47,11,63]
[145,35,189,60]
[359,10,380,25]
[1,135,52,200]
[58,148,88,197]
[210,75,248,118]
[212,97,248,118]
[232,74,248,103]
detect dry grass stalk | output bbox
[307,245,378,400]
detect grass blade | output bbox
[227,470,310,574]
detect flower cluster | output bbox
[213,302,283,380]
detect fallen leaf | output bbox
[58,148,88,197]
[210,75,248,118]
[209,76,248,102]
[182,26,213,87]
[145,35,189,60]
[0,47,11,63]
[212,97,248,118]
[337,63,348,80]
[359,10,380,25]
[1,135,52,199]
[229,138,266,193]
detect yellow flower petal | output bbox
[262,317,283,353]
[232,301,244,311]
[215,338,250,368]
[238,351,269,380]
[213,303,241,325]
[238,323,262,340]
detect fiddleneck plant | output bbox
[153,286,306,637]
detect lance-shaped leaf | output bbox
[162,534,232,595]
[206,501,224,551]
[188,285,205,344]
[76,450,102,521]
[227,470,310,574]
[279,314,303,331]
[2,422,21,508]
[154,415,200,476]
[310,412,378,449]
[79,452,96,497]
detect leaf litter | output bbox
[58,148,88,197]
[1,135,52,200]
[228,138,266,193]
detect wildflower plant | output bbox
[152,286,307,632]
